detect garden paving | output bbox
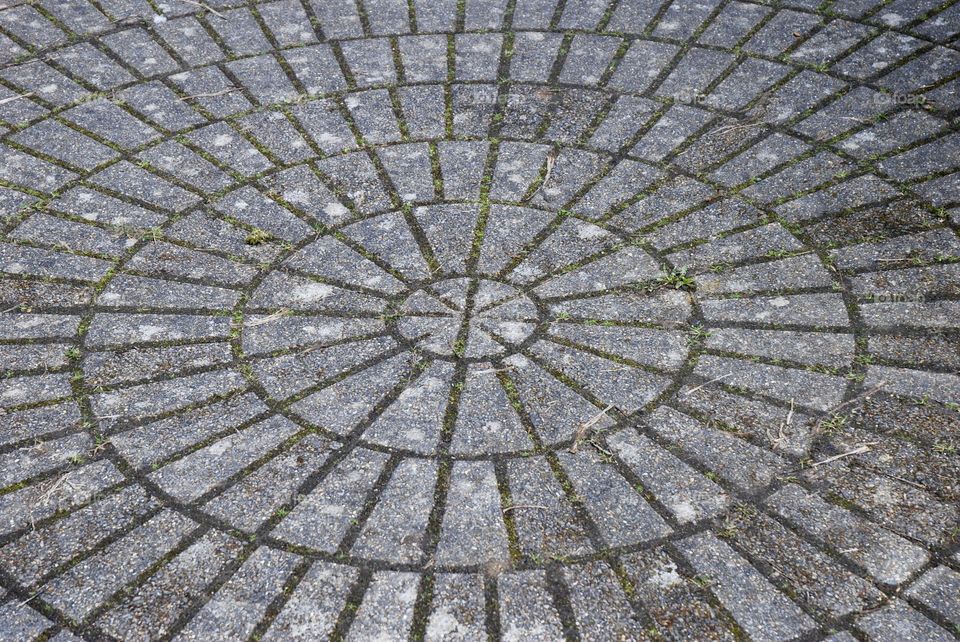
[0,0,958,640]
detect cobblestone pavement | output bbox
[0,0,959,640]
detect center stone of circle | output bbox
[397,277,539,359]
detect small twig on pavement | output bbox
[178,87,237,101]
[570,404,613,453]
[808,443,877,468]
[503,504,548,513]
[0,92,33,106]
[245,309,291,327]
[684,373,732,396]
[525,148,558,202]
[179,0,226,18]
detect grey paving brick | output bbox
[174,547,300,642]
[347,572,419,641]
[262,561,358,641]
[676,531,817,642]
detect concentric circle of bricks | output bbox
[1,0,959,640]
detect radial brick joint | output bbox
[0,0,958,640]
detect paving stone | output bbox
[310,0,362,38]
[855,600,955,642]
[767,484,930,586]
[341,37,397,87]
[103,27,179,77]
[290,352,416,433]
[265,164,351,225]
[610,176,715,230]
[562,560,647,640]
[609,40,680,93]
[169,66,254,118]
[669,222,803,270]
[436,461,510,566]
[203,434,333,530]
[316,152,394,214]
[776,174,901,224]
[412,0,457,31]
[913,3,960,40]
[0,146,76,193]
[273,447,389,551]
[530,339,671,412]
[424,573,486,641]
[0,242,111,282]
[438,140,488,201]
[609,429,728,524]
[840,109,946,159]
[455,33,502,82]
[154,16,224,66]
[0,85,48,126]
[259,0,317,46]
[452,363,531,454]
[92,370,248,429]
[656,47,735,101]
[558,448,671,547]
[841,36,921,81]
[149,414,299,502]
[676,531,817,642]
[175,546,300,642]
[505,456,592,559]
[0,432,92,488]
[622,546,737,640]
[510,32,562,83]
[699,1,769,47]
[723,504,884,618]
[499,86,552,139]
[282,45,347,96]
[228,54,300,105]
[451,84,497,137]
[0,459,123,535]
[399,35,448,83]
[353,458,437,562]
[559,35,620,86]
[2,62,90,107]
[763,70,847,125]
[0,486,156,587]
[49,42,135,90]
[89,161,200,212]
[646,406,788,492]
[0,600,53,640]
[185,122,273,176]
[464,0,508,29]
[117,80,208,132]
[398,84,446,138]
[44,509,197,620]
[347,572,419,641]
[97,529,243,640]
[877,46,960,94]
[61,99,160,150]
[1,4,957,639]
[805,460,959,548]
[262,561,358,641]
[208,8,271,56]
[630,105,713,161]
[906,566,960,629]
[236,111,316,163]
[498,570,565,641]
[347,89,401,143]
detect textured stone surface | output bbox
[0,0,958,639]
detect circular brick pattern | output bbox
[394,277,540,359]
[1,0,959,640]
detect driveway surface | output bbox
[0,0,958,640]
